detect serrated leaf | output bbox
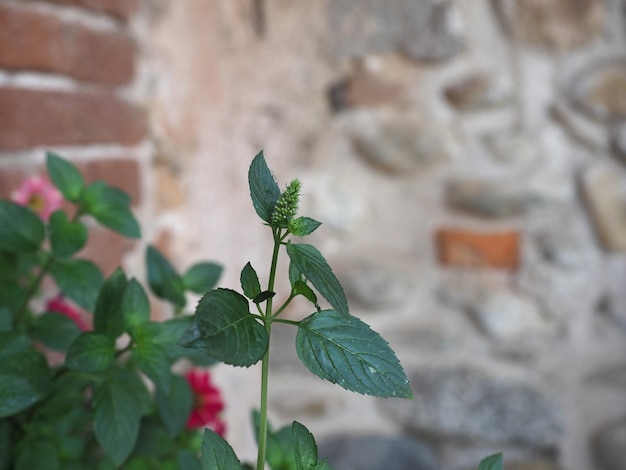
[46,152,84,202]
[288,217,322,237]
[248,150,281,223]
[146,245,186,309]
[30,312,82,351]
[48,211,88,257]
[0,200,45,252]
[94,379,141,466]
[156,375,193,438]
[122,278,150,329]
[296,310,412,398]
[200,428,242,470]
[179,289,268,367]
[16,439,60,470]
[240,262,262,299]
[183,262,223,294]
[50,257,103,311]
[478,453,503,470]
[81,181,140,238]
[65,332,115,373]
[132,342,172,394]
[94,269,127,339]
[292,421,318,470]
[286,243,348,318]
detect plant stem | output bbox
[14,252,54,324]
[256,228,283,470]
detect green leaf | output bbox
[240,262,262,300]
[131,416,175,458]
[293,280,319,310]
[94,269,127,339]
[200,428,242,470]
[178,450,202,470]
[46,152,84,202]
[478,453,503,470]
[16,439,60,470]
[94,379,141,466]
[248,150,281,223]
[156,375,193,438]
[296,310,412,398]
[0,419,12,469]
[288,217,322,237]
[0,350,50,418]
[50,257,103,311]
[253,290,275,304]
[183,262,223,294]
[122,278,150,329]
[292,421,318,470]
[110,367,153,417]
[65,332,115,373]
[0,332,30,360]
[251,410,296,470]
[82,181,140,238]
[179,289,268,367]
[48,210,87,257]
[30,312,82,351]
[146,245,186,309]
[132,342,172,394]
[0,200,45,252]
[0,308,12,332]
[286,243,349,318]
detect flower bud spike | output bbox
[271,179,301,228]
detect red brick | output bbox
[0,87,146,149]
[0,5,135,85]
[436,228,521,269]
[23,0,140,22]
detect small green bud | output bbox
[271,179,301,228]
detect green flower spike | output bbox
[271,179,301,228]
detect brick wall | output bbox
[0,0,146,276]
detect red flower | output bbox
[12,176,63,221]
[185,369,226,436]
[46,296,90,331]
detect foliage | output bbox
[0,150,498,469]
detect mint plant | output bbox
[0,150,501,469]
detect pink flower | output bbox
[12,175,63,221]
[185,369,226,436]
[46,295,90,331]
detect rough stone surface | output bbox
[339,258,415,310]
[611,122,626,164]
[0,5,135,85]
[327,0,464,62]
[493,0,605,49]
[0,87,146,149]
[318,434,439,470]
[443,73,513,112]
[381,366,563,449]
[436,229,520,269]
[23,0,140,22]
[581,165,626,252]
[591,418,626,470]
[482,131,542,166]
[569,57,626,122]
[344,110,453,175]
[446,179,542,219]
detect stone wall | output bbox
[1,0,625,469]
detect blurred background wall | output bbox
[1,1,625,469]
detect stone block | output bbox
[0,5,135,85]
[0,87,146,149]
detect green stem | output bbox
[256,228,283,470]
[14,252,54,324]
